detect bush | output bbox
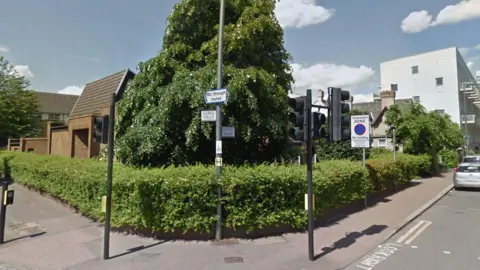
[439,149,458,168]
[369,148,393,159]
[316,138,370,161]
[0,151,432,236]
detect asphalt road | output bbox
[344,188,480,270]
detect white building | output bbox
[380,47,480,147]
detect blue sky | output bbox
[0,0,479,103]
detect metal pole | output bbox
[215,0,226,241]
[462,85,469,150]
[0,183,6,244]
[103,93,115,260]
[362,148,367,208]
[393,129,396,163]
[0,160,9,244]
[306,90,314,261]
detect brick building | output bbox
[9,69,135,158]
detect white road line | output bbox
[396,220,425,244]
[443,251,451,254]
[411,246,418,248]
[404,220,432,245]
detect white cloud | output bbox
[275,0,335,29]
[58,85,84,95]
[352,93,374,104]
[459,47,471,56]
[0,45,10,53]
[13,65,34,78]
[401,10,432,33]
[401,0,480,33]
[467,61,474,68]
[291,63,375,91]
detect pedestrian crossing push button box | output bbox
[3,190,14,206]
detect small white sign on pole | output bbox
[201,110,216,122]
[204,88,228,104]
[351,115,370,148]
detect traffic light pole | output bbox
[306,90,314,261]
[215,0,226,241]
[103,92,115,260]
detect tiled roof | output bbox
[35,91,79,114]
[352,97,413,121]
[69,69,134,118]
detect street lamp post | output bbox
[215,0,226,241]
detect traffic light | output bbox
[93,115,109,144]
[312,112,326,139]
[288,96,307,142]
[329,87,351,141]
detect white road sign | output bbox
[201,110,216,122]
[222,126,235,138]
[216,140,222,154]
[204,88,228,104]
[351,115,370,148]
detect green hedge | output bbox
[439,149,458,168]
[0,151,431,235]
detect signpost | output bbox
[204,87,229,241]
[201,110,217,122]
[204,88,228,104]
[351,115,370,208]
[222,126,235,138]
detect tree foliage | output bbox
[385,102,464,155]
[116,0,294,166]
[316,108,371,161]
[0,56,40,145]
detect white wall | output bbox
[380,47,460,123]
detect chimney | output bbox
[380,90,396,109]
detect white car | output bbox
[454,162,480,189]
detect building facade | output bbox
[380,47,480,147]
[35,92,79,137]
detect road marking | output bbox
[404,220,431,245]
[411,246,418,248]
[355,243,401,270]
[396,220,425,244]
[443,251,451,254]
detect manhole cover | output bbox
[9,222,45,237]
[224,257,244,263]
[211,239,239,246]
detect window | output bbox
[435,109,445,115]
[27,148,34,152]
[378,139,386,148]
[390,84,398,91]
[435,77,443,86]
[49,113,61,121]
[413,96,420,102]
[411,66,418,74]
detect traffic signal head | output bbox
[330,87,351,141]
[312,112,327,139]
[93,115,109,144]
[288,96,307,142]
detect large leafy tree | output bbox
[385,102,463,155]
[116,0,294,166]
[0,56,40,145]
[316,108,372,161]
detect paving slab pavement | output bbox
[0,173,453,270]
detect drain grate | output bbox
[224,257,244,264]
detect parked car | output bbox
[454,162,480,189]
[462,155,480,163]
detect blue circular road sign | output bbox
[354,123,366,136]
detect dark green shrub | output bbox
[0,151,431,236]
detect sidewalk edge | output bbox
[381,184,453,242]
